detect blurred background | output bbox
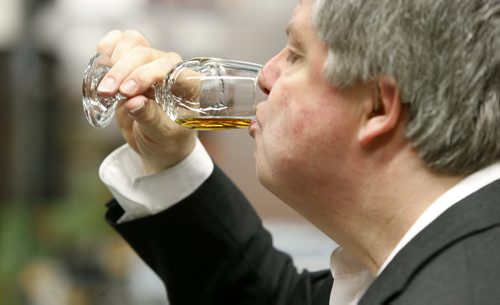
[0,0,336,304]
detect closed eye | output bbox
[286,49,301,64]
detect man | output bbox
[95,0,500,304]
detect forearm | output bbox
[106,165,330,305]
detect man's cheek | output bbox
[290,107,317,138]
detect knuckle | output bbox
[157,56,175,70]
[107,29,123,38]
[132,45,153,58]
[97,30,122,52]
[165,52,182,62]
[156,53,182,72]
[123,29,149,46]
[123,29,141,37]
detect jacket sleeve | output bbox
[105,164,331,305]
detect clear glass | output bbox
[82,53,264,130]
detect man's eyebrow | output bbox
[285,23,304,48]
[285,22,295,37]
[285,23,291,36]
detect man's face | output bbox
[250,0,368,208]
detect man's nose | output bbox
[257,71,271,95]
[258,52,282,95]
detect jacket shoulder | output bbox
[392,225,500,305]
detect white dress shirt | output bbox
[99,138,213,223]
[99,141,500,305]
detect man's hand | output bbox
[96,30,197,174]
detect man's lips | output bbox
[250,99,266,138]
[249,119,259,138]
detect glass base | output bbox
[82,54,124,128]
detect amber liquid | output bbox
[176,117,252,130]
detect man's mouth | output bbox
[249,119,259,138]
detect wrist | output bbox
[140,133,197,175]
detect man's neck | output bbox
[325,154,464,275]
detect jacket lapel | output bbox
[359,180,500,304]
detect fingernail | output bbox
[128,98,146,114]
[98,77,116,93]
[120,79,137,95]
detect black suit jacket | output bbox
[106,165,500,305]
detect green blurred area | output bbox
[0,173,118,305]
[0,42,139,304]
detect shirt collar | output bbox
[329,247,375,305]
[378,161,500,274]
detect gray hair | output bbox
[313,0,500,175]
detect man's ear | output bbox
[358,76,402,147]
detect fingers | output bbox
[95,30,182,98]
[97,29,149,62]
[110,31,150,65]
[119,53,182,96]
[95,30,196,174]
[97,45,154,95]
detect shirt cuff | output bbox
[99,138,214,223]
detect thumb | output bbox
[125,96,166,130]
